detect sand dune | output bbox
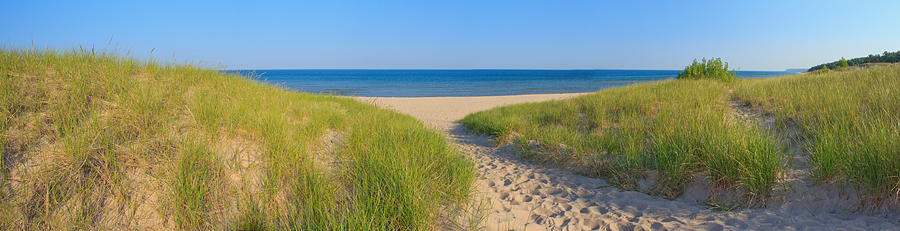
[354,93,900,230]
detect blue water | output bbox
[229,69,793,97]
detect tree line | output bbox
[808,50,900,71]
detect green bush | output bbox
[676,57,737,82]
[812,65,831,74]
[836,58,849,70]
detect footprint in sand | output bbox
[355,95,900,231]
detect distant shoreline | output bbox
[233,69,792,97]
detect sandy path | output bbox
[354,93,587,131]
[353,93,900,231]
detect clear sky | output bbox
[2,0,899,71]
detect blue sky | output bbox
[2,0,899,70]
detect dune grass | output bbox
[0,48,473,230]
[733,65,900,200]
[463,65,900,204]
[462,79,781,199]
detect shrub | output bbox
[812,65,831,74]
[676,58,737,82]
[836,58,849,70]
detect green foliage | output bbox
[837,58,849,70]
[734,65,900,200]
[173,137,217,230]
[811,65,831,74]
[808,50,900,71]
[676,58,737,82]
[0,48,474,229]
[462,79,780,199]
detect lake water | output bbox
[229,69,793,97]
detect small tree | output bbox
[836,57,849,70]
[676,57,737,82]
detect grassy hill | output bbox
[734,65,900,200]
[462,64,899,204]
[462,79,781,199]
[0,49,474,230]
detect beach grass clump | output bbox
[0,48,473,230]
[733,64,900,200]
[462,79,781,199]
[676,57,737,82]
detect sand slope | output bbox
[354,93,900,230]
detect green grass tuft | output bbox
[462,79,780,199]
[0,48,474,229]
[463,64,899,204]
[734,64,900,200]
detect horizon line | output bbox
[223,68,799,72]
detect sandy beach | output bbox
[354,93,900,230]
[8,1,900,229]
[354,93,588,131]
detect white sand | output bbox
[353,93,900,230]
[354,93,587,131]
